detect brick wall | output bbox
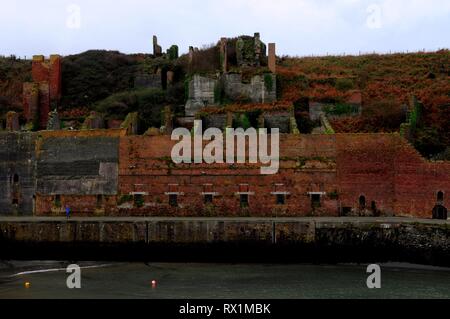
[0,131,447,218]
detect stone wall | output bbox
[263,111,291,133]
[0,133,36,216]
[185,75,218,117]
[221,73,276,104]
[33,130,123,216]
[1,218,449,266]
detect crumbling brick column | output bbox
[25,54,62,130]
[268,43,276,73]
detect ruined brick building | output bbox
[0,34,448,220]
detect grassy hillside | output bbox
[278,50,450,157]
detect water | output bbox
[0,261,449,299]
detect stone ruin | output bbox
[23,55,62,130]
[153,35,162,56]
[185,33,278,118]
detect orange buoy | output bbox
[25,282,31,289]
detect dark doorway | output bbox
[276,194,286,205]
[371,201,380,217]
[433,205,448,220]
[13,174,19,184]
[359,196,366,209]
[169,194,178,207]
[96,195,103,208]
[240,194,249,208]
[204,194,213,205]
[437,191,444,203]
[311,194,321,209]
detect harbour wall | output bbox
[0,217,449,266]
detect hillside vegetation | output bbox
[0,49,448,158]
[278,50,450,158]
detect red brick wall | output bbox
[393,138,450,218]
[28,55,62,128]
[336,134,398,215]
[30,132,449,218]
[117,135,340,217]
[35,195,117,217]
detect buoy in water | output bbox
[24,282,31,289]
[151,280,157,288]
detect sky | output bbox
[0,0,449,57]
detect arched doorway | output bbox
[433,205,448,220]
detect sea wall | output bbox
[0,218,448,265]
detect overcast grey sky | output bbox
[1,0,449,57]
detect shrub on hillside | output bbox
[95,88,166,130]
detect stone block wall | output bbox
[32,130,124,216]
[0,133,36,216]
[263,111,291,133]
[185,75,218,117]
[221,73,276,104]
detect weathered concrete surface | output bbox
[0,217,448,264]
[0,133,36,216]
[36,136,119,195]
